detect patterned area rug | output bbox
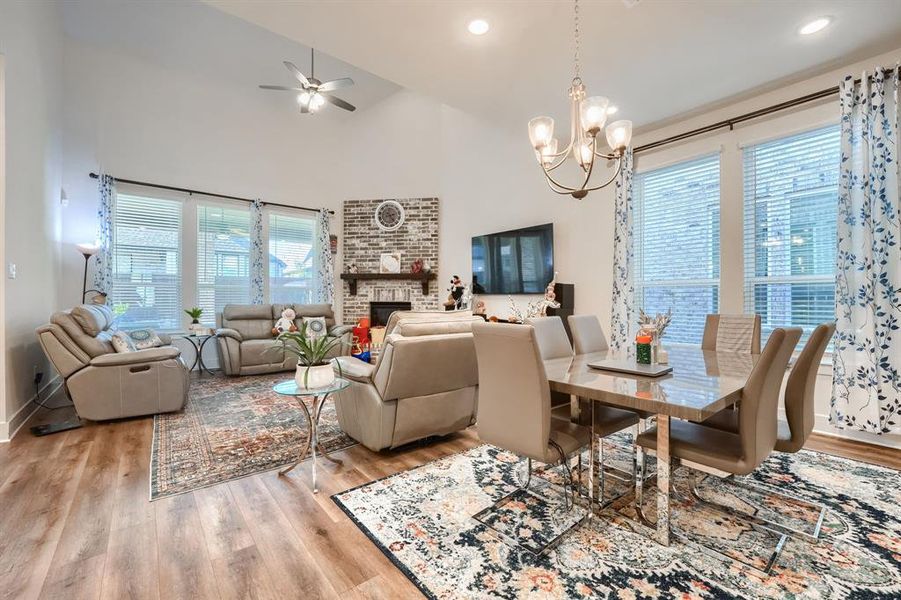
[333,440,901,599]
[151,373,357,500]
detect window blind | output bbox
[197,203,252,326]
[269,212,316,304]
[743,125,840,345]
[635,154,721,344]
[112,193,182,330]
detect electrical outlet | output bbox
[7,263,16,279]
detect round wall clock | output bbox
[374,200,405,232]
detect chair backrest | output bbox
[472,322,551,461]
[524,316,573,360]
[36,304,117,378]
[777,323,835,453]
[383,310,477,336]
[738,327,802,468]
[221,303,336,340]
[702,314,762,353]
[567,314,609,354]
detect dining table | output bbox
[543,345,757,546]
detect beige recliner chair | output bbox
[215,303,351,376]
[36,305,189,421]
[332,311,482,451]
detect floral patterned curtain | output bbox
[250,199,265,304]
[610,148,634,352]
[831,66,901,434]
[92,173,114,299]
[315,208,335,305]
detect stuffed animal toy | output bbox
[272,307,298,336]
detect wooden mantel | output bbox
[340,272,438,296]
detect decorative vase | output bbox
[295,363,335,390]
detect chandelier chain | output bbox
[573,0,581,82]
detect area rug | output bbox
[151,373,357,500]
[332,440,901,599]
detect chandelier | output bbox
[528,0,633,199]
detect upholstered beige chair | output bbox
[636,327,800,477]
[36,305,189,421]
[472,321,590,553]
[701,314,762,353]
[695,323,835,540]
[567,314,609,354]
[703,323,835,450]
[215,303,351,376]
[332,311,482,451]
[526,315,638,504]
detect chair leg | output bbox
[688,470,827,542]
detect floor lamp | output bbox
[31,242,100,437]
[76,242,101,303]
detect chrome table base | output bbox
[278,391,342,493]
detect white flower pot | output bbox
[295,363,335,390]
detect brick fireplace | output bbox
[342,198,440,324]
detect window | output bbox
[635,154,721,344]
[197,204,252,326]
[112,192,182,330]
[743,125,840,344]
[269,212,317,304]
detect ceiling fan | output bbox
[259,48,355,113]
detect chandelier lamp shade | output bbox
[528,0,633,199]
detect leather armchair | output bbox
[215,303,351,376]
[36,305,189,421]
[332,311,482,451]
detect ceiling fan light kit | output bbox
[259,48,356,114]
[528,0,633,199]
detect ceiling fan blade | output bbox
[322,93,356,112]
[317,77,354,92]
[283,61,310,87]
[259,85,304,92]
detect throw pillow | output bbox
[303,316,327,339]
[111,331,136,353]
[127,328,164,350]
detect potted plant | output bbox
[274,322,346,390]
[185,307,203,333]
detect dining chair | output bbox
[525,316,575,422]
[525,316,573,359]
[471,321,590,554]
[694,322,835,539]
[634,326,801,571]
[701,313,762,354]
[567,314,609,354]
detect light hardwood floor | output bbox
[1,398,899,600]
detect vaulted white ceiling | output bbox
[206,0,901,129]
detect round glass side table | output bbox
[273,377,350,493]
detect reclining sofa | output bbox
[332,310,482,451]
[215,303,351,376]
[36,304,189,420]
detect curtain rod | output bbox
[88,172,335,215]
[634,67,897,155]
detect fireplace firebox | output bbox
[369,301,412,328]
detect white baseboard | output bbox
[0,376,64,442]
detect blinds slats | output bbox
[742,125,840,344]
[635,154,721,344]
[269,213,317,304]
[112,194,182,331]
[197,204,252,326]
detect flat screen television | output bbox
[472,223,554,295]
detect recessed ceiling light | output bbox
[799,17,831,35]
[468,19,490,35]
[607,105,619,115]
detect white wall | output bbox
[0,0,65,440]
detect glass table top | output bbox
[272,377,351,396]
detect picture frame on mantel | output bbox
[379,252,402,274]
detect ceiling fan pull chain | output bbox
[311,47,315,79]
[573,0,581,82]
